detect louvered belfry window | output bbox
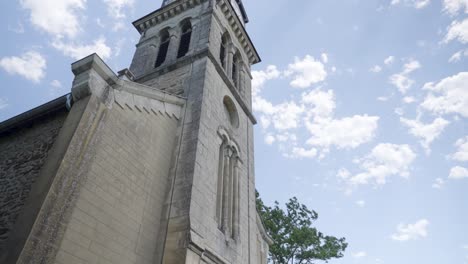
[177,22,192,58]
[155,30,170,68]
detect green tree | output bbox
[256,191,347,264]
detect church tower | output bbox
[0,0,271,263]
[128,0,268,263]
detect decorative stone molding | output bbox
[132,0,260,65]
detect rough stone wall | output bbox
[53,100,179,264]
[0,110,68,253]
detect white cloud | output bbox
[0,98,8,110]
[389,59,421,94]
[254,98,304,131]
[449,166,468,179]
[384,56,395,65]
[444,19,468,44]
[395,107,404,116]
[0,51,46,83]
[453,136,468,162]
[305,115,380,152]
[443,0,468,15]
[391,0,431,8]
[52,37,112,60]
[285,55,327,88]
[337,168,351,180]
[50,80,62,88]
[264,134,276,145]
[370,65,382,73]
[377,96,390,102]
[103,0,134,19]
[291,147,318,159]
[463,244,468,250]
[253,60,378,159]
[391,219,430,241]
[356,200,366,207]
[321,53,329,64]
[20,0,86,38]
[347,143,416,186]
[432,178,445,189]
[421,72,468,118]
[352,251,367,258]
[400,117,450,153]
[301,89,336,118]
[252,65,281,96]
[449,49,468,63]
[403,96,416,104]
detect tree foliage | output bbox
[256,191,347,264]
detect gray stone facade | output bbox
[0,0,271,263]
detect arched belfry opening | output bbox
[177,20,192,58]
[155,29,170,68]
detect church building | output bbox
[0,0,272,263]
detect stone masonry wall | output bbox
[0,110,68,253]
[53,99,180,264]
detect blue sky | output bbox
[0,0,467,263]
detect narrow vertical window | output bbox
[155,30,170,68]
[215,130,241,240]
[220,34,227,69]
[232,54,239,87]
[177,21,192,58]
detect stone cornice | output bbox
[132,0,260,65]
[216,0,261,65]
[132,0,206,34]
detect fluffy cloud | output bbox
[352,251,367,258]
[252,59,378,159]
[321,53,329,64]
[285,55,327,88]
[370,65,382,73]
[305,115,379,152]
[449,49,468,63]
[391,0,431,9]
[449,166,468,179]
[432,178,445,189]
[0,98,8,110]
[389,59,421,94]
[403,96,416,104]
[20,0,86,38]
[103,0,135,19]
[421,72,468,117]
[443,0,468,15]
[453,136,468,162]
[301,89,336,118]
[384,56,395,65]
[252,65,281,96]
[291,147,318,159]
[52,37,112,60]
[347,143,416,186]
[391,219,430,241]
[400,117,450,153]
[0,51,46,83]
[444,19,468,44]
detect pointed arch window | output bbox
[216,130,241,240]
[177,21,192,58]
[155,30,170,68]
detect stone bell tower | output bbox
[0,0,271,263]
[129,0,269,263]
